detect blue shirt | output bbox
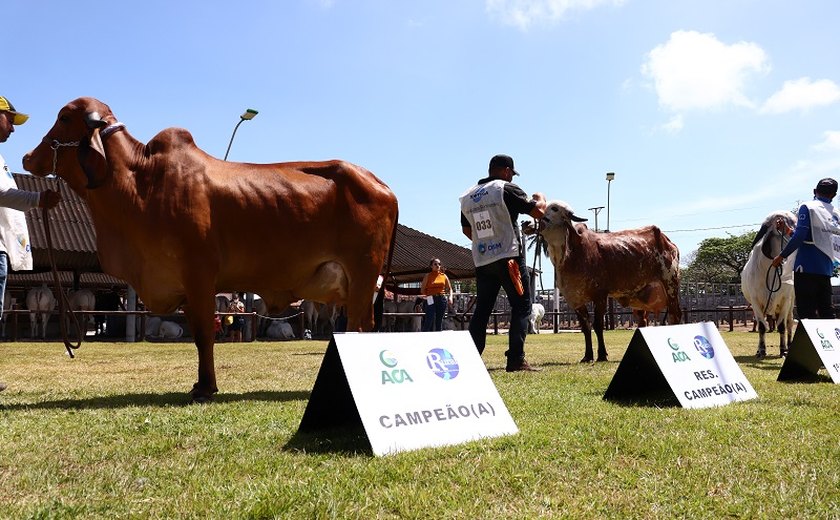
[780,196,835,276]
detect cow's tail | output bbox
[373,208,399,332]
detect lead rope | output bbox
[762,229,788,317]
[527,218,545,296]
[42,204,82,358]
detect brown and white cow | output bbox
[533,200,682,362]
[23,97,399,401]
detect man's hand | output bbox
[775,217,792,236]
[38,189,61,210]
[771,255,784,268]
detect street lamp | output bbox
[605,172,615,232]
[223,108,259,161]
[588,206,604,232]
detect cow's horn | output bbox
[85,111,107,130]
[571,214,588,222]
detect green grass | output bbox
[1,330,839,519]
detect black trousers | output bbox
[793,271,835,319]
[468,256,531,364]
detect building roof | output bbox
[11,173,474,289]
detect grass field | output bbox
[1,329,838,519]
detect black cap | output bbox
[489,154,519,176]
[815,178,838,196]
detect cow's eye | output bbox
[59,115,69,123]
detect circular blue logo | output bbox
[426,348,459,380]
[693,335,715,359]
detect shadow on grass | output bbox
[485,360,600,372]
[1,390,311,410]
[284,426,373,456]
[734,354,786,371]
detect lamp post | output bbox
[605,172,615,232]
[588,206,604,232]
[222,108,258,341]
[223,108,259,161]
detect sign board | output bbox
[604,322,758,408]
[298,331,519,456]
[778,318,840,383]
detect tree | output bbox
[682,231,756,283]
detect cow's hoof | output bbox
[755,349,766,359]
[596,356,608,362]
[190,382,218,404]
[580,357,594,363]
[779,349,788,358]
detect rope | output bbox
[761,228,788,317]
[249,310,304,323]
[42,205,83,358]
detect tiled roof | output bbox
[10,173,474,289]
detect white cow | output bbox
[741,210,797,358]
[528,303,546,334]
[68,289,96,333]
[26,284,56,339]
[397,299,422,332]
[158,320,184,339]
[266,320,296,340]
[381,299,397,332]
[144,316,162,338]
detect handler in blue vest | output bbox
[772,178,840,319]
[459,154,546,372]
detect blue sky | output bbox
[4,0,840,288]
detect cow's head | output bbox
[22,97,116,196]
[540,201,588,231]
[753,210,797,259]
[537,200,588,263]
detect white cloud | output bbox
[486,0,626,30]
[813,130,840,152]
[662,114,684,133]
[760,77,840,114]
[641,30,770,112]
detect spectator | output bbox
[420,258,453,331]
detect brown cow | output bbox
[23,97,399,401]
[532,200,681,362]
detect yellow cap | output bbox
[0,96,29,125]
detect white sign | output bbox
[778,319,840,383]
[604,322,758,408]
[298,331,518,456]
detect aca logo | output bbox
[426,348,460,380]
[816,328,834,351]
[470,187,488,203]
[693,335,715,359]
[379,349,414,385]
[478,242,487,254]
[667,337,690,362]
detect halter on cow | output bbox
[23,97,399,402]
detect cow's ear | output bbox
[78,128,109,188]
